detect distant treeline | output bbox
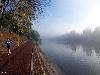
[57,26,100,46]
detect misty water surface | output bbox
[41,39,100,75]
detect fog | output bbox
[55,26,100,46]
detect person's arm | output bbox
[10,40,13,47]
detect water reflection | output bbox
[67,43,100,57]
[41,40,100,75]
[67,44,77,52]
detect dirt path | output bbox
[0,41,51,75]
[0,41,32,75]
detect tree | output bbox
[25,30,41,44]
[0,0,50,43]
[0,0,50,32]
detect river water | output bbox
[41,39,100,75]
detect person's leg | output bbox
[9,48,11,54]
[7,45,11,54]
[7,48,10,55]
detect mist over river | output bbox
[41,39,100,75]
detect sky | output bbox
[32,0,100,37]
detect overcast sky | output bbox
[33,0,100,37]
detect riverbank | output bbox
[43,54,66,75]
[39,48,65,75]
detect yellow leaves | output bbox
[18,26,29,34]
[22,13,25,17]
[12,16,16,20]
[6,0,34,35]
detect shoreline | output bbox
[40,48,66,75]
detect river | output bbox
[41,39,100,75]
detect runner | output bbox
[5,38,12,55]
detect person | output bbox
[5,38,12,55]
